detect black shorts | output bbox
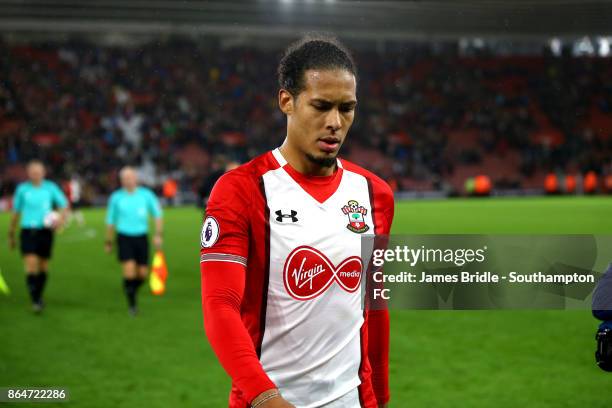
[116,234,149,266]
[20,228,54,258]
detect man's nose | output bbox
[325,109,342,132]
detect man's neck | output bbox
[278,143,336,177]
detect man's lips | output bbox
[317,137,341,153]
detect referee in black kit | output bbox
[8,160,68,313]
[104,167,163,315]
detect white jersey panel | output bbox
[259,163,373,408]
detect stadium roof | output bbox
[0,0,611,40]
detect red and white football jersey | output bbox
[201,148,394,408]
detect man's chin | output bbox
[305,152,337,168]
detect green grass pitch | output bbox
[1,196,611,407]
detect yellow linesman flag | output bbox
[0,268,10,295]
[150,250,168,295]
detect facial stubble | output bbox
[305,152,337,168]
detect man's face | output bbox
[120,169,138,190]
[27,163,45,184]
[284,69,357,167]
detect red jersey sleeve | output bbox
[368,175,395,405]
[340,159,395,405]
[201,261,276,403]
[200,172,250,265]
[200,171,276,403]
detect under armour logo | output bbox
[275,209,298,223]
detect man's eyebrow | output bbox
[311,98,357,105]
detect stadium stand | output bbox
[0,38,610,202]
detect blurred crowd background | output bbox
[1,36,611,206]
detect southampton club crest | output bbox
[341,200,370,234]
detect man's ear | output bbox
[278,89,294,115]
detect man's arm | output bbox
[368,180,395,407]
[104,195,116,253]
[367,233,391,407]
[153,217,163,250]
[148,191,163,249]
[368,309,390,407]
[201,261,294,407]
[8,212,20,250]
[201,171,294,407]
[105,224,115,254]
[52,182,69,228]
[57,207,69,230]
[9,187,22,250]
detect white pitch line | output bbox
[59,228,99,243]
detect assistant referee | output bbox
[8,160,68,313]
[105,166,163,315]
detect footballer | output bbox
[200,35,394,408]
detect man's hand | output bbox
[54,209,68,232]
[378,404,388,408]
[8,233,16,250]
[153,233,163,250]
[104,240,113,254]
[251,389,295,408]
[53,218,65,232]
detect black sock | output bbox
[135,277,145,290]
[123,278,138,308]
[37,272,48,302]
[26,274,37,303]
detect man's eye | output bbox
[340,105,355,113]
[313,104,330,111]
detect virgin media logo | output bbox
[283,246,363,300]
